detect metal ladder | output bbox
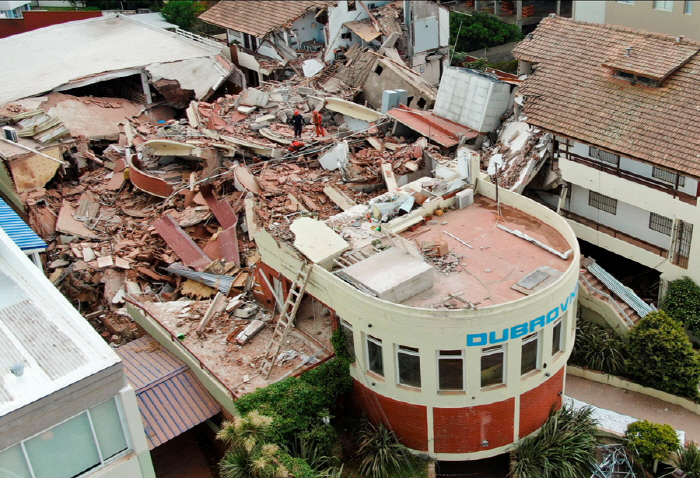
[260,264,311,379]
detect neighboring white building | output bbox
[0,1,30,18]
[0,227,155,478]
[513,16,700,300]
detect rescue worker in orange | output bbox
[312,110,325,137]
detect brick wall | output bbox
[433,398,515,453]
[352,380,429,451]
[518,367,565,438]
[0,11,102,39]
[252,262,289,311]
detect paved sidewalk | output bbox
[566,374,700,443]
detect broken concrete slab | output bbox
[339,247,434,303]
[56,200,98,239]
[290,217,350,270]
[239,88,269,107]
[323,186,356,211]
[381,163,398,192]
[319,141,349,171]
[302,59,325,77]
[236,319,265,345]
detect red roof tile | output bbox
[513,16,700,177]
[199,1,334,38]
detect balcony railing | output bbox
[561,209,669,259]
[563,152,697,205]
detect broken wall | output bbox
[363,59,436,111]
[324,0,390,62]
[434,67,512,133]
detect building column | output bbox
[516,1,523,29]
[474,1,481,11]
[139,71,153,104]
[495,0,500,16]
[556,0,561,16]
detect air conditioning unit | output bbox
[2,126,18,143]
[456,188,474,209]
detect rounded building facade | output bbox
[255,181,580,461]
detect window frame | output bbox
[366,335,384,376]
[588,190,618,215]
[654,0,674,10]
[0,396,131,478]
[339,319,356,360]
[649,212,673,236]
[552,319,563,356]
[521,332,540,375]
[396,345,421,388]
[686,0,693,14]
[652,166,685,187]
[480,344,505,388]
[437,350,464,391]
[347,0,357,11]
[588,146,620,166]
[617,0,635,3]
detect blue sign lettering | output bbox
[466,285,578,346]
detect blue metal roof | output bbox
[0,198,46,252]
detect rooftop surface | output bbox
[199,0,334,38]
[0,15,224,106]
[398,195,572,308]
[513,16,700,177]
[141,297,333,397]
[0,228,119,416]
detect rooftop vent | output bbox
[10,362,24,377]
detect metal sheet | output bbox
[387,105,479,147]
[116,336,220,450]
[6,146,62,192]
[152,215,212,271]
[0,198,46,252]
[200,185,238,230]
[163,266,234,295]
[219,226,240,266]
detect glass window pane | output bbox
[397,347,421,388]
[341,321,355,360]
[521,334,539,375]
[686,1,693,14]
[439,358,463,390]
[0,444,32,478]
[90,398,128,460]
[481,348,504,387]
[367,336,383,376]
[552,321,562,355]
[25,413,100,478]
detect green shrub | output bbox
[160,0,205,31]
[235,358,352,449]
[625,420,680,471]
[450,11,523,53]
[357,421,411,478]
[569,321,627,375]
[626,311,700,399]
[331,327,354,362]
[662,277,700,336]
[673,442,700,478]
[512,405,599,478]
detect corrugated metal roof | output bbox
[0,228,120,417]
[0,198,46,252]
[388,105,480,147]
[116,336,220,450]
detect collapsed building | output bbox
[0,7,587,468]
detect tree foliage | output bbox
[356,421,411,478]
[449,11,523,54]
[626,311,700,399]
[662,277,700,337]
[160,0,205,31]
[569,320,627,375]
[625,420,680,471]
[512,405,599,478]
[235,358,352,452]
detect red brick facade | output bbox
[352,380,429,451]
[518,367,565,438]
[433,398,515,453]
[252,262,290,311]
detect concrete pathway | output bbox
[566,374,700,443]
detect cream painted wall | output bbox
[572,0,607,23]
[256,181,580,459]
[559,155,700,282]
[602,1,700,41]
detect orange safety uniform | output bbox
[312,111,325,137]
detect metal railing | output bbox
[579,271,635,328]
[175,28,222,52]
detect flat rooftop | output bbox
[395,195,572,308]
[141,297,333,397]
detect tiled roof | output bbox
[601,36,699,81]
[199,1,334,38]
[513,16,700,177]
